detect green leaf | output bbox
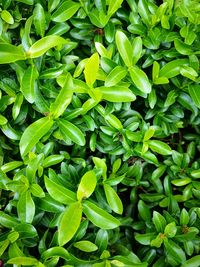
[105,66,127,87]
[105,113,123,130]
[44,175,76,204]
[33,3,46,37]
[159,59,188,78]
[19,117,54,157]
[51,1,80,22]
[138,200,151,222]
[152,211,166,233]
[30,184,45,198]
[180,66,198,81]
[164,90,179,108]
[58,119,86,146]
[181,255,200,267]
[148,140,172,155]
[132,37,143,65]
[1,10,14,24]
[174,39,192,55]
[7,257,38,266]
[17,191,35,223]
[164,239,186,265]
[104,183,123,214]
[115,30,133,67]
[107,0,124,16]
[180,208,189,225]
[0,211,19,228]
[0,114,8,125]
[27,35,67,58]
[43,154,64,168]
[143,126,155,141]
[50,73,73,118]
[58,202,82,246]
[84,53,99,87]
[77,170,97,201]
[83,200,121,229]
[188,84,200,109]
[129,66,152,94]
[73,240,98,252]
[135,233,156,245]
[98,86,136,102]
[21,65,38,104]
[0,44,26,64]
[164,222,177,238]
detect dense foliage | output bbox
[0,0,200,266]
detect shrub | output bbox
[0,0,200,266]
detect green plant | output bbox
[0,0,200,266]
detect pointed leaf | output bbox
[44,175,76,204]
[98,86,136,102]
[159,59,188,78]
[188,84,200,109]
[7,257,38,266]
[83,200,120,229]
[77,170,97,201]
[132,36,143,65]
[27,35,67,58]
[21,65,38,103]
[148,140,172,155]
[129,66,151,94]
[20,117,53,157]
[58,202,82,246]
[17,191,35,223]
[105,66,127,87]
[58,119,86,146]
[84,53,99,87]
[33,3,46,37]
[104,183,123,214]
[50,73,73,118]
[115,30,132,67]
[52,1,80,22]
[0,44,26,64]
[108,0,124,16]
[73,240,98,252]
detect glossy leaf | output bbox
[33,3,46,37]
[84,53,99,87]
[104,183,123,214]
[50,73,73,118]
[148,140,172,155]
[129,66,152,94]
[17,191,35,223]
[51,1,80,22]
[19,117,54,157]
[83,200,121,229]
[188,84,200,109]
[115,30,133,67]
[58,202,82,246]
[27,35,67,58]
[58,119,86,146]
[77,170,97,201]
[0,44,26,64]
[98,86,136,102]
[105,66,127,87]
[21,65,38,103]
[73,240,98,252]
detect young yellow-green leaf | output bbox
[84,53,99,87]
[143,126,155,141]
[17,191,35,223]
[30,183,45,198]
[0,240,9,257]
[43,154,64,168]
[83,200,121,229]
[58,201,82,246]
[33,3,46,37]
[0,44,26,64]
[181,255,200,267]
[152,211,166,233]
[105,66,127,87]
[73,240,98,252]
[51,1,80,22]
[132,36,143,65]
[12,93,23,120]
[27,35,67,58]
[93,157,107,180]
[104,183,123,214]
[7,257,38,266]
[164,222,177,238]
[152,61,160,81]
[191,169,200,178]
[174,39,192,55]
[1,161,23,173]
[77,170,97,201]
[129,66,151,94]
[50,73,73,118]
[98,86,136,102]
[180,66,198,81]
[1,10,14,24]
[44,175,76,204]
[164,90,179,108]
[188,84,200,109]
[21,65,38,104]
[148,140,172,155]
[0,114,7,125]
[115,30,133,67]
[95,42,110,58]
[159,59,188,78]
[58,119,86,146]
[107,0,124,16]
[20,117,54,157]
[105,113,123,130]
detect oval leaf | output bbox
[84,53,99,87]
[58,201,82,246]
[73,240,98,252]
[20,117,54,157]
[83,200,120,229]
[104,183,123,214]
[21,65,38,103]
[77,170,97,201]
[129,66,152,94]
[148,140,172,155]
[52,1,80,22]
